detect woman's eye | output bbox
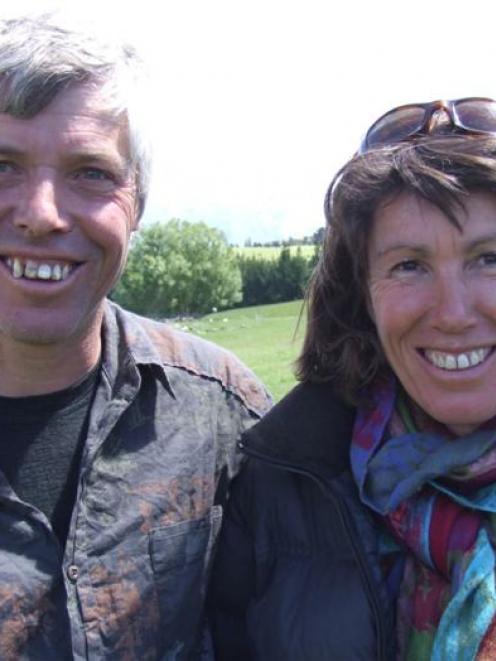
[478,252,496,267]
[392,259,420,274]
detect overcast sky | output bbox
[6,0,496,244]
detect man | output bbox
[0,12,271,660]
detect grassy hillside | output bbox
[174,300,305,401]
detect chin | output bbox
[426,404,494,436]
[0,303,104,347]
[5,326,75,346]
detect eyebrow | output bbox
[0,145,26,158]
[64,150,131,172]
[374,243,428,259]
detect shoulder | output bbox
[112,303,272,418]
[242,381,356,474]
[219,385,361,567]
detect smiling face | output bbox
[0,83,138,351]
[368,190,496,435]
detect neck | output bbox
[398,388,479,438]
[0,322,102,397]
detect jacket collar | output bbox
[241,381,356,479]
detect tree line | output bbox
[237,247,319,307]
[242,227,324,248]
[113,219,321,317]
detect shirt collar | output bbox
[101,300,173,396]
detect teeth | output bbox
[425,348,490,371]
[4,257,72,281]
[24,260,39,279]
[12,258,23,279]
[470,350,481,365]
[36,264,52,280]
[52,264,62,281]
[445,354,456,370]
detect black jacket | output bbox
[208,382,396,661]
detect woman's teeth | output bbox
[424,348,491,370]
[6,257,71,281]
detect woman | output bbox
[208,98,496,660]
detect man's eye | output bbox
[0,161,16,174]
[76,167,113,181]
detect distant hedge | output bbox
[237,246,319,307]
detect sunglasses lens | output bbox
[364,106,427,150]
[455,99,496,132]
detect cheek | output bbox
[368,283,420,347]
[84,219,129,258]
[84,199,136,247]
[367,282,397,335]
[476,279,496,316]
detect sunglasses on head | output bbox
[359,97,496,154]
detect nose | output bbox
[13,171,70,237]
[430,270,477,333]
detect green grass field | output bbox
[174,300,305,401]
[233,245,316,260]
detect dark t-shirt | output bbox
[0,366,99,546]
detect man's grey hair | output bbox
[0,12,153,216]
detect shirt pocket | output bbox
[148,506,222,657]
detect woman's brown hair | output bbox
[296,136,496,403]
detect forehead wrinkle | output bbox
[0,114,130,159]
[0,92,133,177]
[0,141,129,171]
[372,229,496,263]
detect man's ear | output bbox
[130,195,144,231]
[133,167,145,224]
[136,194,145,222]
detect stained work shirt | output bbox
[0,301,271,660]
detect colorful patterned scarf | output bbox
[351,376,496,660]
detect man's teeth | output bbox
[6,258,71,281]
[425,348,491,370]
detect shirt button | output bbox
[66,565,79,583]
